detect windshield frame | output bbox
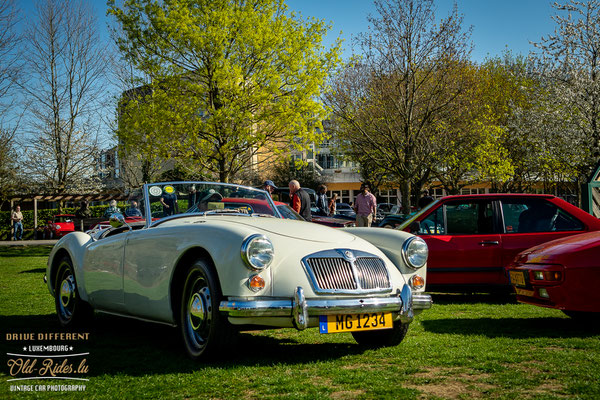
[142,181,282,228]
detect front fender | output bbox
[47,232,93,301]
[344,227,428,288]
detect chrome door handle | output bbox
[479,241,499,245]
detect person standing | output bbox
[329,193,338,215]
[315,184,329,216]
[11,205,23,240]
[263,180,277,198]
[418,190,434,209]
[289,180,312,221]
[353,183,377,227]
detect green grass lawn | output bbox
[1,246,599,399]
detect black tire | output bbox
[54,256,93,327]
[180,259,233,360]
[352,320,409,347]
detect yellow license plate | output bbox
[319,312,393,334]
[515,287,535,297]
[509,270,527,287]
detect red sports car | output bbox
[506,231,600,318]
[44,214,76,239]
[399,194,600,291]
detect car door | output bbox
[415,199,503,287]
[82,231,128,312]
[499,198,585,270]
[122,227,178,323]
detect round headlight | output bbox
[402,236,428,270]
[241,234,274,270]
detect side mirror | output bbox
[409,221,421,234]
[109,213,126,229]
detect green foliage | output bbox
[109,0,342,183]
[270,158,325,191]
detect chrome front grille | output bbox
[303,250,392,294]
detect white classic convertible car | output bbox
[46,182,432,359]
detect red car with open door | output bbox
[506,231,600,318]
[399,194,600,291]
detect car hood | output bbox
[168,215,357,244]
[516,231,600,264]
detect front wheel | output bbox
[54,256,93,327]
[352,320,409,347]
[180,259,233,360]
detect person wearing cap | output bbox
[263,180,276,198]
[353,183,377,227]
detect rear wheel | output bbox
[352,321,409,347]
[54,256,93,327]
[180,259,234,360]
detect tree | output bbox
[0,0,20,116]
[0,0,22,203]
[429,60,513,194]
[109,0,341,183]
[533,0,600,181]
[20,0,107,193]
[326,0,472,212]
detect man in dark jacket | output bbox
[289,180,312,221]
[315,184,329,216]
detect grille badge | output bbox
[337,249,356,262]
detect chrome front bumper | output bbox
[219,286,433,330]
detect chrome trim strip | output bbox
[220,296,404,317]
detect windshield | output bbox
[276,204,304,221]
[397,199,440,230]
[143,182,280,226]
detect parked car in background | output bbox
[44,214,76,239]
[375,203,398,222]
[46,181,431,360]
[506,231,600,318]
[272,187,317,206]
[335,203,356,219]
[379,213,410,229]
[398,194,600,291]
[276,203,355,228]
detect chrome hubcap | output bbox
[60,276,75,308]
[185,276,212,349]
[189,292,206,330]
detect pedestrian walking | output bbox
[353,183,377,227]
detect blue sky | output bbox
[285,0,557,62]
[18,0,558,63]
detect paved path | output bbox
[0,240,58,246]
